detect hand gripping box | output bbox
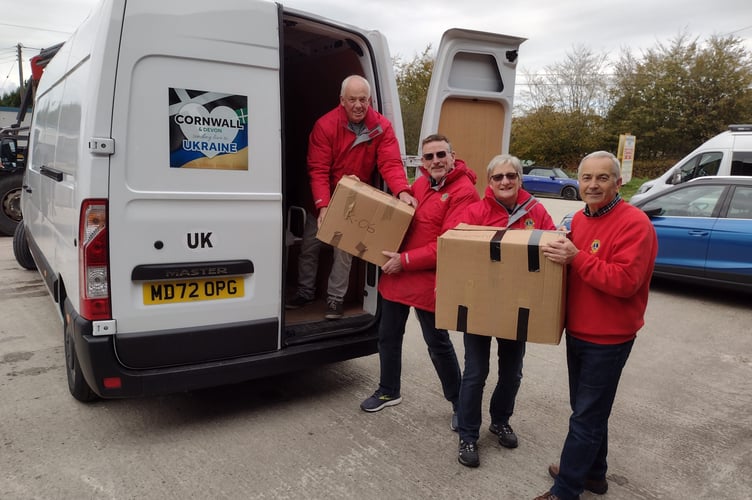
[435,225,566,345]
[317,176,415,266]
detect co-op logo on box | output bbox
[168,88,249,170]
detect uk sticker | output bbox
[169,88,248,170]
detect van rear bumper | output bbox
[70,312,378,399]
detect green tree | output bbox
[608,33,752,160]
[0,86,22,107]
[394,47,433,155]
[512,46,612,168]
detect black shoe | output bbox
[489,422,518,448]
[458,440,479,467]
[548,464,608,495]
[324,299,343,319]
[360,390,402,412]
[285,294,313,310]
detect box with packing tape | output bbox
[435,225,566,345]
[317,176,415,266]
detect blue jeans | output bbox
[376,297,461,408]
[457,333,525,443]
[551,334,634,500]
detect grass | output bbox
[620,176,649,202]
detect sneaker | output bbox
[489,422,519,449]
[548,464,608,495]
[324,299,343,320]
[458,440,479,468]
[360,390,402,412]
[285,294,313,310]
[450,412,458,432]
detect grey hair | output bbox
[578,151,621,178]
[486,154,523,179]
[340,75,371,97]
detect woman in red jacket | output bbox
[360,134,479,432]
[455,154,556,468]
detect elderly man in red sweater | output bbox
[535,151,658,500]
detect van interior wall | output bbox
[283,27,368,306]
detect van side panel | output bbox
[107,1,283,340]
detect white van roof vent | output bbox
[728,124,752,132]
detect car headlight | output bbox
[636,184,652,195]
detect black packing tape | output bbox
[456,305,468,333]
[516,307,529,342]
[527,230,542,272]
[490,230,506,262]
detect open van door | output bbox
[420,29,525,196]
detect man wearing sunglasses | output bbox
[360,134,479,431]
[454,154,556,468]
[287,75,417,320]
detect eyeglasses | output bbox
[490,172,519,182]
[422,150,450,161]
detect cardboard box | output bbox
[435,225,566,345]
[317,176,415,266]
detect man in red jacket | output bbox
[360,134,479,431]
[287,75,416,320]
[455,154,556,468]
[535,151,658,500]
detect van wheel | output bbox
[0,173,23,236]
[561,186,578,200]
[64,307,98,402]
[12,223,36,270]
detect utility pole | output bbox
[17,43,24,90]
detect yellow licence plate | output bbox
[143,277,244,305]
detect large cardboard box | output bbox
[435,225,566,345]
[317,176,415,266]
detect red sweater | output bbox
[378,160,479,311]
[460,186,556,230]
[567,200,658,344]
[307,106,411,210]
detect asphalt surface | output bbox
[1,197,751,499]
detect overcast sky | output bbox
[1,0,751,97]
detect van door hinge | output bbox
[88,138,115,155]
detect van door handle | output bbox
[40,165,64,182]
[23,184,32,193]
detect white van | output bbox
[12,0,523,401]
[631,124,752,203]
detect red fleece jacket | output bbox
[378,160,479,311]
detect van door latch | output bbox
[88,138,115,155]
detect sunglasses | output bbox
[422,150,450,161]
[490,172,519,182]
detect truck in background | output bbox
[12,0,523,402]
[0,44,62,236]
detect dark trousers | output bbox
[376,298,461,408]
[457,333,525,442]
[552,334,634,500]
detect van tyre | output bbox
[561,185,578,200]
[0,173,23,236]
[12,223,36,270]
[64,302,98,402]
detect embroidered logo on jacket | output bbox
[524,218,534,229]
[441,193,449,202]
[590,239,601,253]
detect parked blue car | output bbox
[522,166,580,200]
[559,176,752,292]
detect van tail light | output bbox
[79,199,111,320]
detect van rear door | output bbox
[107,0,283,365]
[420,29,525,195]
